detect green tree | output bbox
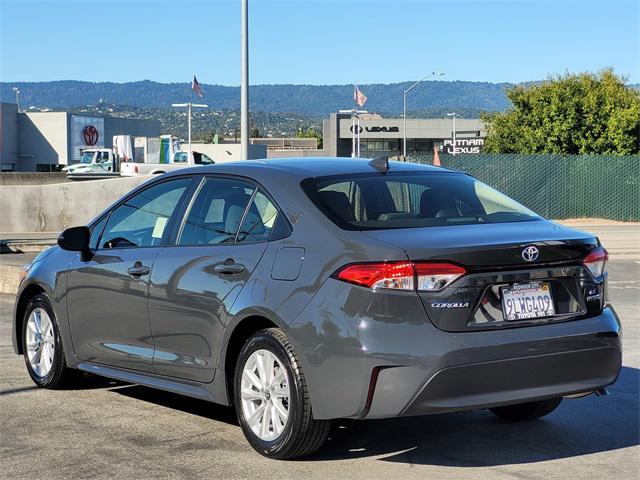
[482,69,640,154]
[296,127,323,148]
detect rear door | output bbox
[148,177,281,382]
[66,177,195,372]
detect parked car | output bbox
[12,158,621,459]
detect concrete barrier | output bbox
[0,176,149,233]
[0,173,70,185]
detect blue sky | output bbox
[1,0,638,85]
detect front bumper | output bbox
[288,279,621,420]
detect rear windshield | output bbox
[302,171,541,230]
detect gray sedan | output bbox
[12,158,621,459]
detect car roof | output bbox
[164,157,456,181]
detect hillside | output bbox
[1,80,513,116]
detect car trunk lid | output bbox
[363,221,605,331]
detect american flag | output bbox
[192,75,204,98]
[354,84,368,107]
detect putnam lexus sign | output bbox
[442,138,484,154]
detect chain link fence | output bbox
[408,154,640,221]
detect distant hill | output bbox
[1,80,514,116]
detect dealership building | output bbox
[0,103,160,171]
[323,112,485,158]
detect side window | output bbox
[99,178,191,249]
[237,189,279,244]
[179,177,255,245]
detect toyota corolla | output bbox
[12,158,621,459]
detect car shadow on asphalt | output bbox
[111,384,239,426]
[103,366,638,467]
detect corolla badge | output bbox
[522,245,539,262]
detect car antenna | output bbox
[369,155,389,174]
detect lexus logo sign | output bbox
[349,125,400,134]
[82,125,99,146]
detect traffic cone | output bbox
[433,146,441,166]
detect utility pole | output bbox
[240,0,249,160]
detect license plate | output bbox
[501,282,555,321]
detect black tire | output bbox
[234,328,330,459]
[22,294,75,389]
[489,397,562,421]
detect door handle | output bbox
[127,261,150,278]
[214,261,244,275]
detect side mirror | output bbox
[57,226,92,261]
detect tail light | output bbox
[334,261,466,292]
[583,247,608,278]
[134,165,139,174]
[414,262,467,291]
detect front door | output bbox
[149,177,279,382]
[66,177,194,372]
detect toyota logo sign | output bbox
[82,125,99,146]
[522,245,540,262]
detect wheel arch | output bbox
[220,314,281,405]
[13,283,47,354]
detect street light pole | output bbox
[402,72,444,159]
[12,87,20,113]
[446,112,458,155]
[240,0,249,160]
[172,102,208,164]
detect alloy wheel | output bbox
[240,349,291,441]
[25,307,55,378]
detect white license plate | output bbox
[501,282,555,321]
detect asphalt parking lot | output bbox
[1,260,638,480]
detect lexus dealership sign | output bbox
[442,138,484,154]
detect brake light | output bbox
[334,261,466,291]
[414,262,467,291]
[335,262,415,290]
[583,247,608,278]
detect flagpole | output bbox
[188,79,194,161]
[188,101,192,159]
[351,113,356,158]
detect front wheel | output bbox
[234,328,330,459]
[489,397,562,421]
[22,294,74,389]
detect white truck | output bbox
[120,150,214,176]
[62,148,117,174]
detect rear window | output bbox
[302,172,541,230]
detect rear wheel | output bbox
[23,294,75,389]
[234,328,330,459]
[489,398,562,421]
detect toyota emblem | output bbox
[522,245,539,262]
[82,125,99,146]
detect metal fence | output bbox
[408,154,640,221]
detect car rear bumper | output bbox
[368,305,621,418]
[289,279,622,420]
[399,344,619,417]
